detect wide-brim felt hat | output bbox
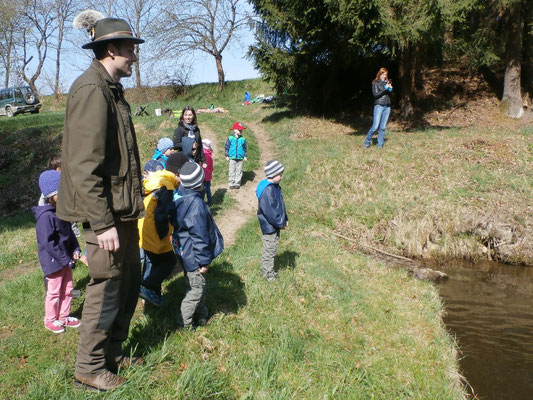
[82,18,144,49]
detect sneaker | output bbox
[45,320,65,334]
[139,285,163,306]
[74,369,126,391]
[177,323,195,331]
[61,316,81,328]
[263,273,279,282]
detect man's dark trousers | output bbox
[75,221,141,378]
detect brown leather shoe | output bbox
[107,356,144,373]
[74,369,126,391]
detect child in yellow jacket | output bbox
[138,152,188,306]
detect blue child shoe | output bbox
[139,285,163,306]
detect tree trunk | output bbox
[398,46,414,117]
[501,1,523,119]
[135,44,142,87]
[215,54,225,90]
[523,0,533,101]
[54,25,63,98]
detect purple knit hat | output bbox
[39,170,61,198]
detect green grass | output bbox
[7,78,519,399]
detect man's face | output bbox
[111,41,137,79]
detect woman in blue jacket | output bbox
[364,67,393,149]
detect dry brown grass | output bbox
[286,107,533,266]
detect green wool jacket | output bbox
[57,60,145,233]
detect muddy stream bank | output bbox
[436,260,533,399]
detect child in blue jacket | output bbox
[171,162,224,329]
[32,170,81,333]
[152,137,175,168]
[225,122,247,189]
[256,160,288,281]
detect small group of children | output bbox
[33,170,82,333]
[32,112,286,336]
[138,152,187,306]
[225,122,248,189]
[139,139,223,329]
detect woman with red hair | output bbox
[364,67,393,149]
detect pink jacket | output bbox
[203,148,213,181]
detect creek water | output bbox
[436,260,533,400]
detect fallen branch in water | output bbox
[329,230,448,282]
[330,231,415,263]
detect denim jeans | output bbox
[364,105,391,148]
[141,250,176,295]
[204,180,212,205]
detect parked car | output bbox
[0,86,42,117]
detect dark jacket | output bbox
[170,186,224,272]
[181,137,196,161]
[32,205,80,277]
[57,60,145,233]
[372,80,392,106]
[173,123,206,164]
[256,180,288,234]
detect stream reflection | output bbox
[437,260,533,400]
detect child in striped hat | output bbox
[171,162,224,329]
[255,160,288,281]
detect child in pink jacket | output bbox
[202,139,214,205]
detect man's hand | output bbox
[97,227,120,251]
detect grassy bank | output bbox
[5,77,531,398]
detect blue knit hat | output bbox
[39,170,61,198]
[157,137,174,154]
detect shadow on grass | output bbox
[0,211,35,231]
[241,170,256,186]
[261,109,302,124]
[275,250,299,272]
[209,188,228,217]
[129,260,246,354]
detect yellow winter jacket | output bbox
[138,170,179,253]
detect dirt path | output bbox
[201,120,275,246]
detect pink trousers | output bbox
[44,267,73,324]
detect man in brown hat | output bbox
[57,12,146,391]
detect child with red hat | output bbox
[224,122,248,189]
